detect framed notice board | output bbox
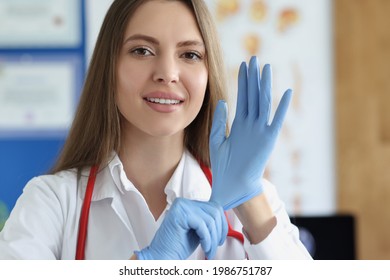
[0,0,86,227]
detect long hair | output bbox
[51,0,227,173]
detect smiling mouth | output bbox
[145,97,183,105]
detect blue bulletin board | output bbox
[0,0,86,227]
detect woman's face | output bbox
[116,0,208,139]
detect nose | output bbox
[152,55,179,84]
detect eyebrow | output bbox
[124,34,205,48]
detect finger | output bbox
[187,213,211,255]
[260,64,272,125]
[207,201,228,245]
[204,214,218,260]
[234,61,248,119]
[194,202,220,259]
[270,89,293,132]
[248,56,261,118]
[210,100,228,152]
[199,202,226,256]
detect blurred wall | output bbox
[335,0,390,260]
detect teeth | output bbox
[146,98,181,105]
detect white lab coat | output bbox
[0,150,312,260]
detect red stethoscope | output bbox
[75,162,244,260]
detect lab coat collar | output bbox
[76,153,124,202]
[79,150,212,205]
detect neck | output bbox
[119,124,184,218]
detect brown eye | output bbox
[182,51,202,61]
[130,47,153,57]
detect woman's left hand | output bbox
[209,56,292,210]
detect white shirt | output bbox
[0,150,312,260]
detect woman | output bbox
[0,0,312,260]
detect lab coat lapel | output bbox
[165,150,211,206]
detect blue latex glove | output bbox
[134,198,227,260]
[209,56,292,210]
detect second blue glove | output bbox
[209,56,292,210]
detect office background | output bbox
[0,0,389,260]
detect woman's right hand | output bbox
[134,198,227,260]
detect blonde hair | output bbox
[51,0,227,173]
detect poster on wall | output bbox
[0,0,81,48]
[205,0,335,216]
[0,54,83,137]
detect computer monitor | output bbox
[290,214,356,260]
